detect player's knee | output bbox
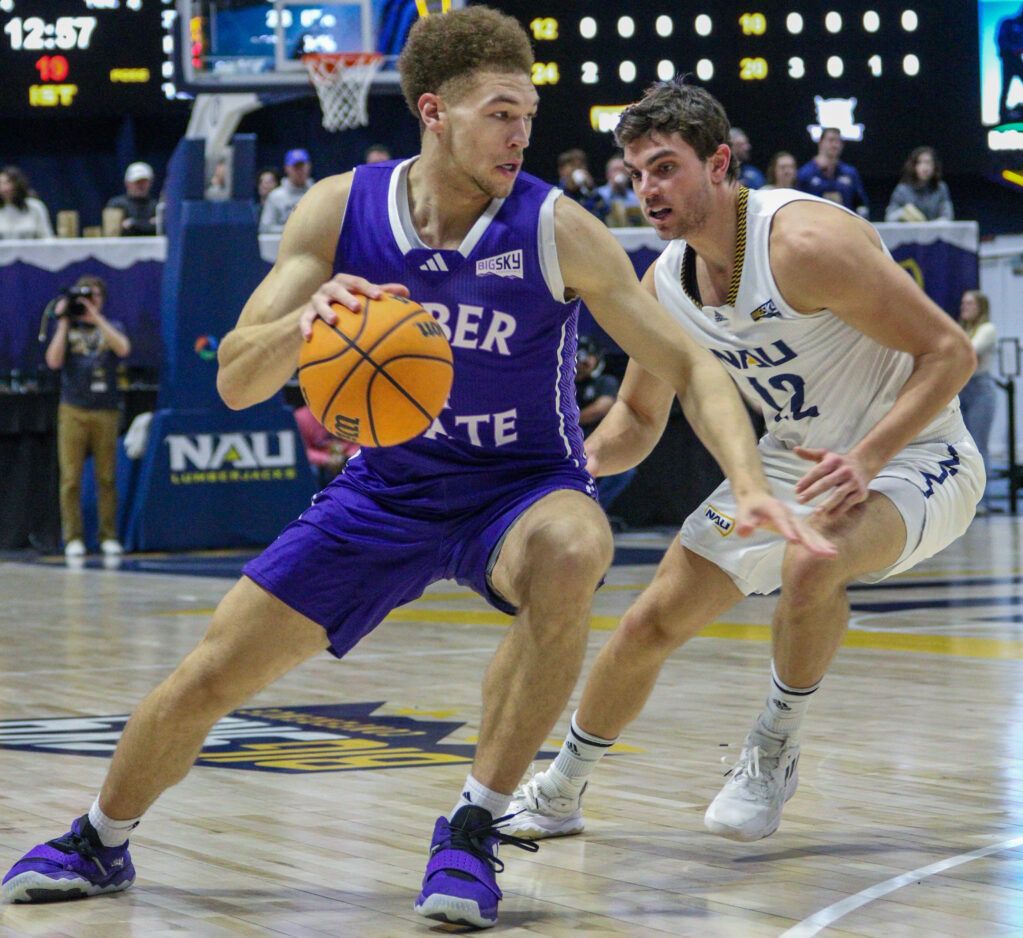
[781,546,848,605]
[161,652,244,722]
[523,516,612,586]
[617,600,691,654]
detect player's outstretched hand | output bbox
[735,492,837,558]
[299,274,410,340]
[793,446,871,517]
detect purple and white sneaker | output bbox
[2,816,135,903]
[414,805,539,928]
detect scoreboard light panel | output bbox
[0,0,170,115]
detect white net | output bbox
[303,53,384,132]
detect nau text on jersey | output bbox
[711,339,797,370]
[421,302,516,356]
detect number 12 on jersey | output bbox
[747,373,819,421]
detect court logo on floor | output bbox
[0,703,501,774]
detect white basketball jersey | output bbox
[653,188,963,452]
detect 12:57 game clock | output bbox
[0,0,169,116]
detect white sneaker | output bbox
[503,770,586,840]
[704,732,800,842]
[64,539,86,558]
[100,539,124,556]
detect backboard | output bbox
[173,0,463,93]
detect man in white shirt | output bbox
[259,149,314,233]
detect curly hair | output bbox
[398,6,534,119]
[615,78,737,181]
[0,165,31,211]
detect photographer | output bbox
[44,275,131,559]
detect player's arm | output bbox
[556,198,834,555]
[581,264,675,477]
[771,201,976,512]
[217,174,406,410]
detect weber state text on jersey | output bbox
[653,187,963,454]
[334,159,586,511]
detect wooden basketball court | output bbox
[2,516,1022,936]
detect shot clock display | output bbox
[0,0,169,115]
[490,3,985,176]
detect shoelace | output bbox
[46,831,108,877]
[729,745,762,781]
[518,775,583,814]
[442,813,539,874]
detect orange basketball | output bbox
[298,293,453,447]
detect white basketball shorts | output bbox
[679,432,985,596]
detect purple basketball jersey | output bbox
[333,158,586,513]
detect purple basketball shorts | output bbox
[243,468,596,657]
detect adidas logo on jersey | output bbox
[476,249,524,279]
[751,299,782,322]
[419,252,449,272]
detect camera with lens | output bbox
[62,285,94,318]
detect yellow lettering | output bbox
[109,68,150,83]
[29,84,78,107]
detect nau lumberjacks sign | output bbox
[0,704,514,774]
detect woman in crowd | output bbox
[885,146,954,222]
[762,151,797,190]
[959,289,998,514]
[0,165,54,239]
[257,167,281,207]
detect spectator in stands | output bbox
[958,289,998,514]
[0,165,54,239]
[763,151,797,190]
[728,128,765,189]
[44,275,131,559]
[557,148,609,222]
[260,149,314,233]
[796,127,869,217]
[598,154,644,226]
[106,163,158,236]
[293,405,359,487]
[885,146,954,222]
[575,335,636,516]
[364,144,393,164]
[257,167,281,207]
[205,157,230,202]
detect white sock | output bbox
[88,797,141,848]
[451,774,511,821]
[756,662,821,741]
[550,712,617,792]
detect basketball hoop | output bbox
[303,53,384,132]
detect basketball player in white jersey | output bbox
[507,79,982,844]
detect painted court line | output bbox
[780,833,1023,936]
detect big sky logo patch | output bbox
[0,703,515,774]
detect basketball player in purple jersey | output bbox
[2,9,832,929]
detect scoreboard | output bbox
[487,3,986,177]
[0,0,172,115]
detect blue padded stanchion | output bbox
[124,137,313,551]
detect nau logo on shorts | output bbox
[0,703,529,774]
[476,250,524,279]
[751,299,783,322]
[705,504,735,536]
